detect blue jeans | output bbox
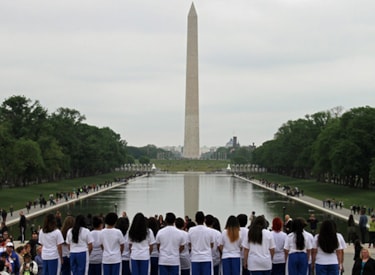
[191,261,212,275]
[70,251,87,275]
[222,258,240,275]
[131,259,149,275]
[159,265,179,275]
[315,264,339,275]
[288,252,308,275]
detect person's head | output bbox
[92,216,104,230]
[285,215,290,221]
[195,211,205,225]
[43,213,57,233]
[148,216,159,237]
[248,215,267,244]
[23,253,32,263]
[225,215,240,242]
[1,231,8,240]
[36,245,42,255]
[165,212,176,225]
[360,248,371,260]
[5,242,14,254]
[205,214,215,227]
[129,212,148,242]
[237,214,248,227]
[272,217,283,232]
[72,215,87,243]
[175,217,185,230]
[318,219,338,253]
[115,217,130,236]
[104,212,118,226]
[31,230,38,240]
[16,245,25,255]
[61,215,75,239]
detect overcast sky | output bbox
[1,1,374,148]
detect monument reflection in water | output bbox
[14,173,348,240]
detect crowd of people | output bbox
[1,210,375,275]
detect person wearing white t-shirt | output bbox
[100,212,125,275]
[175,217,191,275]
[237,214,250,275]
[242,215,275,274]
[271,217,287,275]
[155,212,185,275]
[38,213,64,275]
[219,215,242,275]
[115,216,131,275]
[129,212,156,275]
[284,218,312,275]
[205,215,222,275]
[66,215,94,275]
[187,211,214,275]
[88,216,103,275]
[311,220,344,275]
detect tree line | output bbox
[0,95,128,187]
[252,106,375,189]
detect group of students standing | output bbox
[24,209,375,275]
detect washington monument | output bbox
[183,3,200,159]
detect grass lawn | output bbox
[153,159,229,172]
[252,173,375,210]
[0,171,130,211]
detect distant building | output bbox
[225,136,240,148]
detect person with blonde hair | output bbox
[352,248,375,275]
[219,215,241,275]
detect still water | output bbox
[13,173,349,239]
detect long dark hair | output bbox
[292,218,305,250]
[318,220,338,253]
[72,215,86,243]
[61,215,75,240]
[225,215,240,243]
[248,215,267,244]
[129,213,148,243]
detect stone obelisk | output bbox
[183,3,200,159]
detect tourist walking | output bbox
[66,214,93,275]
[38,213,64,275]
[311,219,344,275]
[219,215,242,275]
[347,214,356,245]
[100,212,125,275]
[242,215,275,274]
[128,212,155,275]
[359,208,368,244]
[270,217,286,275]
[19,211,26,244]
[352,248,375,275]
[284,218,312,275]
[368,214,375,248]
[187,211,214,275]
[155,212,185,275]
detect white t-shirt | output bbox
[187,225,214,262]
[219,229,241,259]
[100,227,125,264]
[121,233,131,261]
[242,229,275,271]
[156,225,185,266]
[271,231,287,264]
[38,229,64,260]
[129,228,155,261]
[208,227,221,267]
[89,230,103,264]
[179,230,191,270]
[304,230,314,264]
[284,231,312,254]
[66,227,94,253]
[312,233,344,265]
